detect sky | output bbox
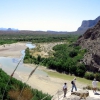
[0,0,100,32]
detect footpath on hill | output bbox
[52,89,100,100]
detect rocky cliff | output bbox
[77,16,100,32]
[75,20,100,72]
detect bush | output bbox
[0,69,52,100]
[84,72,94,80]
[94,73,100,81]
[83,86,92,90]
[69,51,77,58]
[76,64,86,77]
[83,85,100,91]
[8,87,33,100]
[69,65,77,74]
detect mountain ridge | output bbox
[0,28,18,31]
[77,16,100,31]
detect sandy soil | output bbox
[0,42,86,96]
[15,66,86,96]
[31,42,64,58]
[0,42,27,57]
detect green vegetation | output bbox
[23,34,100,82]
[84,72,100,81]
[0,33,80,99]
[24,36,87,77]
[0,33,79,44]
[45,44,86,76]
[0,39,17,45]
[0,68,51,100]
[1,32,100,98]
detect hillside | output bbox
[75,20,100,72]
[77,16,100,32]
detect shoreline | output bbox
[0,42,27,58]
[0,42,87,96]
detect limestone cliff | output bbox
[77,16,100,32]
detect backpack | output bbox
[71,80,74,84]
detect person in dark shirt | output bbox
[71,77,77,92]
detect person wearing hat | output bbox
[92,78,98,93]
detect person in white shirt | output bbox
[63,83,67,97]
[92,78,98,93]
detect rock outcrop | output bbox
[63,96,100,100]
[77,16,100,32]
[71,90,89,99]
[75,20,100,72]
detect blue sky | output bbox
[0,0,100,31]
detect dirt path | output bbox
[14,64,86,96]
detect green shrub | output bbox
[69,51,77,58]
[94,73,100,81]
[0,69,52,100]
[76,64,86,77]
[84,72,94,80]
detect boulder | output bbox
[63,96,100,100]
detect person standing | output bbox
[71,77,77,92]
[92,78,98,93]
[63,83,67,97]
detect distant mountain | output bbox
[47,30,84,34]
[0,29,84,35]
[0,28,18,31]
[47,30,67,34]
[0,28,7,30]
[77,16,100,31]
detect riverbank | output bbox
[15,68,86,95]
[0,42,87,96]
[0,42,26,58]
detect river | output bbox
[0,42,48,77]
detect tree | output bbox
[76,64,86,77]
[69,51,77,58]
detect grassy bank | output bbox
[46,70,100,88]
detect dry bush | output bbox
[8,90,19,100]
[83,85,100,91]
[8,87,33,100]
